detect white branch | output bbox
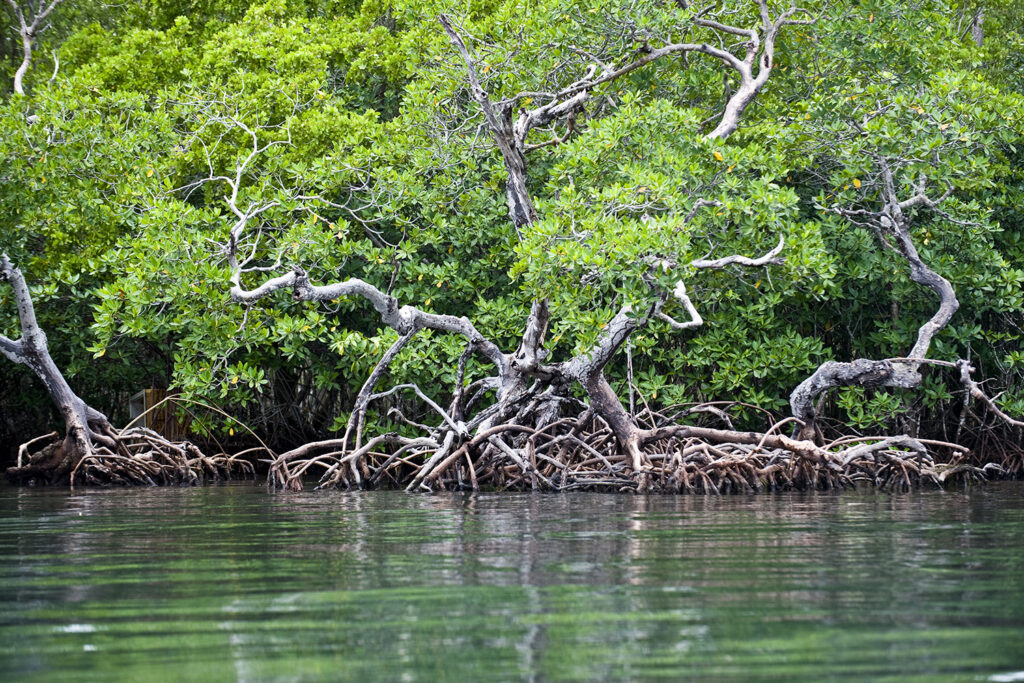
[657,282,703,330]
[691,235,785,269]
[7,0,67,95]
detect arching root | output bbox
[6,427,259,487]
[260,407,995,493]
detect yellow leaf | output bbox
[231,376,238,385]
[482,64,491,73]
[713,151,724,162]
[522,97,532,106]
[939,123,949,131]
[417,273,423,281]
[436,280,444,288]
[754,280,761,288]
[869,13,873,22]
[853,178,861,188]
[727,165,735,172]
[424,298,432,306]
[146,168,154,177]
[229,428,235,436]
[96,348,106,358]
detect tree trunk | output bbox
[1,255,112,475]
[790,168,960,441]
[12,31,31,95]
[971,8,984,47]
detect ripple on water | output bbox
[0,483,1022,681]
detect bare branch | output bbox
[682,198,722,224]
[959,360,1024,429]
[657,281,703,330]
[791,157,962,438]
[0,332,25,364]
[438,14,508,138]
[47,47,58,83]
[7,0,67,95]
[691,235,785,269]
[231,267,510,381]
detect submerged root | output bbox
[5,427,258,487]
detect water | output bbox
[1,483,1023,681]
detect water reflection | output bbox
[1,484,1023,681]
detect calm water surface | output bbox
[1,483,1023,681]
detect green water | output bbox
[1,484,1023,681]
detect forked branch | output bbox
[5,0,66,95]
[790,160,961,439]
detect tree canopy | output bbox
[1,0,1022,486]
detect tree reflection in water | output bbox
[1,485,1023,680]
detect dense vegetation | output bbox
[1,0,1022,489]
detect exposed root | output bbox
[6,427,259,487]
[262,404,996,494]
[2,253,262,488]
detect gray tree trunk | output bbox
[1,255,112,465]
